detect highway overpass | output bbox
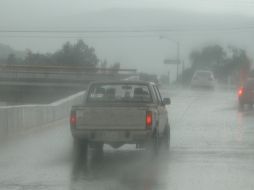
[0,64,137,104]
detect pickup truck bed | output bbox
[71,105,155,144]
[76,105,150,130]
[70,81,170,153]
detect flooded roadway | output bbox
[0,87,254,190]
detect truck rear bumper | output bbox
[239,95,254,104]
[71,129,153,143]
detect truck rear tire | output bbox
[146,129,160,156]
[161,125,170,152]
[73,139,88,157]
[94,143,104,159]
[153,132,160,155]
[146,126,170,157]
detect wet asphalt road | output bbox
[1,88,254,190]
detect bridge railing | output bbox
[0,64,137,74]
[0,64,137,82]
[0,91,85,141]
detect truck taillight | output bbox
[70,111,77,127]
[238,87,244,97]
[146,111,152,129]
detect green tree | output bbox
[186,44,251,85]
[190,45,225,70]
[7,54,17,64]
[225,47,251,84]
[109,62,121,74]
[24,51,52,65]
[53,40,98,68]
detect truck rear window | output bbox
[87,84,152,103]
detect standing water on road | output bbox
[1,0,254,189]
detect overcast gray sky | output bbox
[1,0,254,21]
[0,0,253,76]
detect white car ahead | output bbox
[191,70,215,89]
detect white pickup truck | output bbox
[70,81,171,155]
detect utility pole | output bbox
[182,60,185,83]
[168,71,170,85]
[176,41,180,81]
[160,35,181,83]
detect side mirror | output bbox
[163,97,171,105]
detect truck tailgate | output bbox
[76,106,147,130]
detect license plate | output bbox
[101,132,119,140]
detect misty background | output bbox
[0,0,254,79]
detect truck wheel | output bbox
[94,143,104,159]
[151,130,160,156]
[145,129,160,156]
[161,125,170,152]
[73,139,88,158]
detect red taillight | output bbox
[146,111,152,128]
[238,87,244,97]
[70,111,77,127]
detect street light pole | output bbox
[176,41,180,81]
[160,35,181,82]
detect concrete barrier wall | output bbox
[0,91,85,140]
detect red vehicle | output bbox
[238,78,254,109]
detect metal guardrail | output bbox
[0,65,137,84]
[0,64,137,74]
[0,65,138,88]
